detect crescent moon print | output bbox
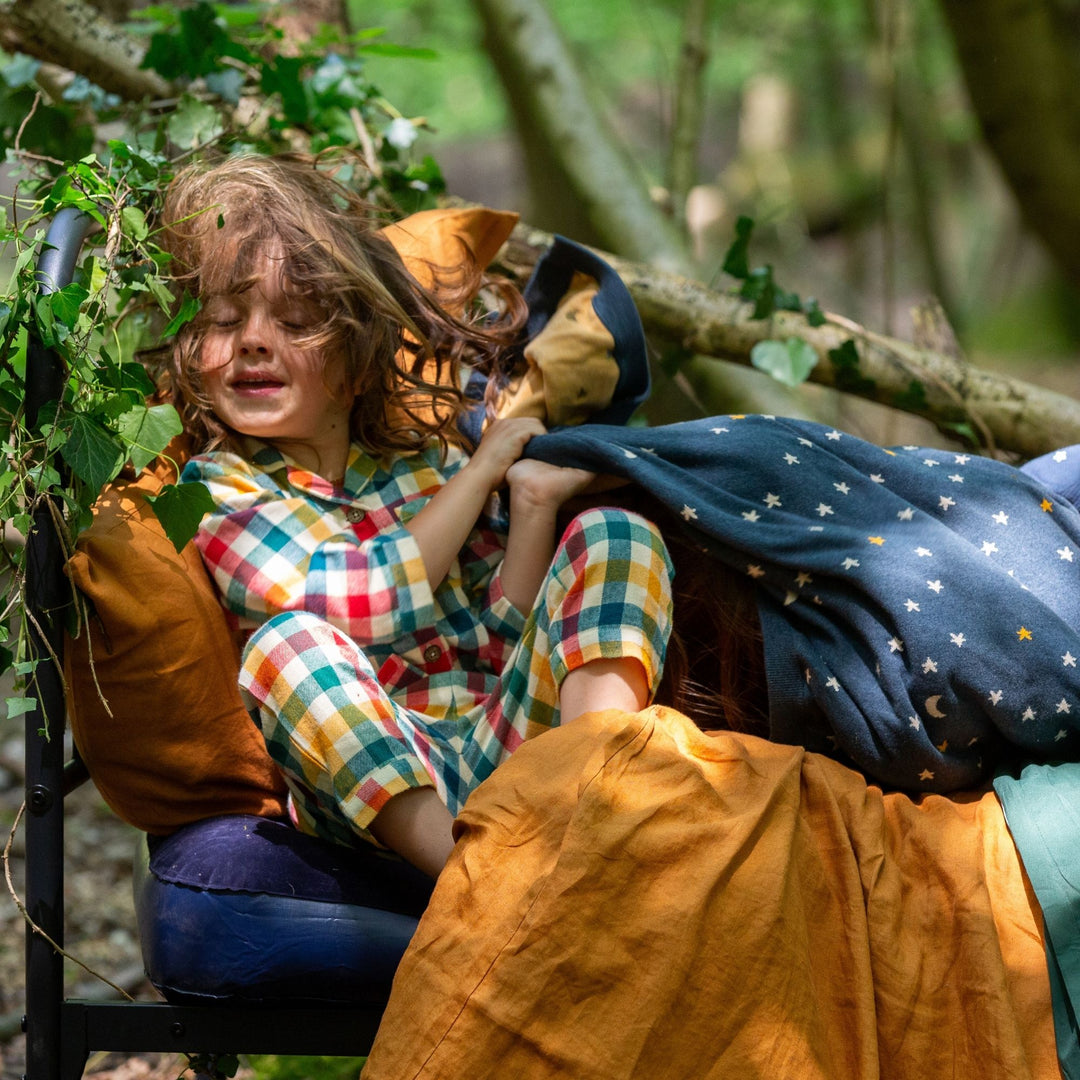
[925,696,947,719]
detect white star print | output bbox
[905,599,921,612]
[805,668,812,683]
[834,482,851,495]
[909,716,921,729]
[1059,546,1075,562]
[915,547,933,558]
[989,690,1003,705]
[1058,699,1072,714]
[922,657,937,673]
[742,510,761,523]
[1056,730,1068,741]
[981,541,998,556]
[992,511,1009,525]
[927,579,943,593]
[888,637,904,653]
[826,676,841,691]
[919,769,935,782]
[870,474,885,484]
[681,505,698,521]
[1021,706,1036,722]
[783,591,798,606]
[826,430,842,441]
[902,446,918,451]
[842,557,860,570]
[795,571,813,586]
[897,507,915,521]
[939,496,956,511]
[747,565,765,578]
[808,525,825,532]
[622,449,638,459]
[955,455,970,464]
[1064,652,1077,667]
[817,503,834,517]
[711,427,729,434]
[784,453,800,465]
[1054,450,1068,463]
[923,459,940,468]
[798,437,814,447]
[764,493,782,508]
[948,474,964,483]
[950,632,966,647]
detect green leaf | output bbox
[828,339,876,395]
[121,205,149,242]
[145,481,215,552]
[162,292,201,338]
[740,266,777,320]
[48,282,89,328]
[6,695,38,719]
[804,298,826,327]
[2,54,41,89]
[60,413,125,490]
[893,379,928,413]
[116,403,183,472]
[750,337,819,388]
[166,95,226,150]
[722,215,755,280]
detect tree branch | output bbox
[499,224,1080,458]
[0,0,170,101]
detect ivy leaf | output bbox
[49,282,89,329]
[120,205,148,243]
[60,413,125,490]
[162,292,201,338]
[145,481,215,552]
[5,695,38,719]
[116,403,183,472]
[750,337,819,387]
[722,215,755,280]
[166,95,225,150]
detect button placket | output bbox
[346,506,366,524]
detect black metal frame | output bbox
[22,210,382,1079]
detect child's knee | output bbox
[557,507,674,588]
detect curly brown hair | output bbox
[160,153,526,457]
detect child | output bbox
[164,154,675,877]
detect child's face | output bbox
[198,250,354,472]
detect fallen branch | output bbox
[499,224,1080,459]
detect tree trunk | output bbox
[938,0,1080,290]
[499,225,1080,459]
[469,0,689,271]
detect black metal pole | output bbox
[22,208,93,1080]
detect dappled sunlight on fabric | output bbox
[365,706,1058,1079]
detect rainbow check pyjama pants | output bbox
[239,508,674,848]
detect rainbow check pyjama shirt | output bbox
[183,438,674,847]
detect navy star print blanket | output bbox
[526,414,1080,793]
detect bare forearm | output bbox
[500,494,560,614]
[404,461,498,588]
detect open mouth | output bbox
[231,375,285,392]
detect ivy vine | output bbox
[0,2,444,717]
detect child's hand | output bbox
[505,458,598,511]
[467,417,547,491]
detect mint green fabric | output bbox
[994,762,1080,1079]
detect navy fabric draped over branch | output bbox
[526,415,1080,793]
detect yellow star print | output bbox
[1017,627,1033,641]
[868,536,885,546]
[1041,498,1054,512]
